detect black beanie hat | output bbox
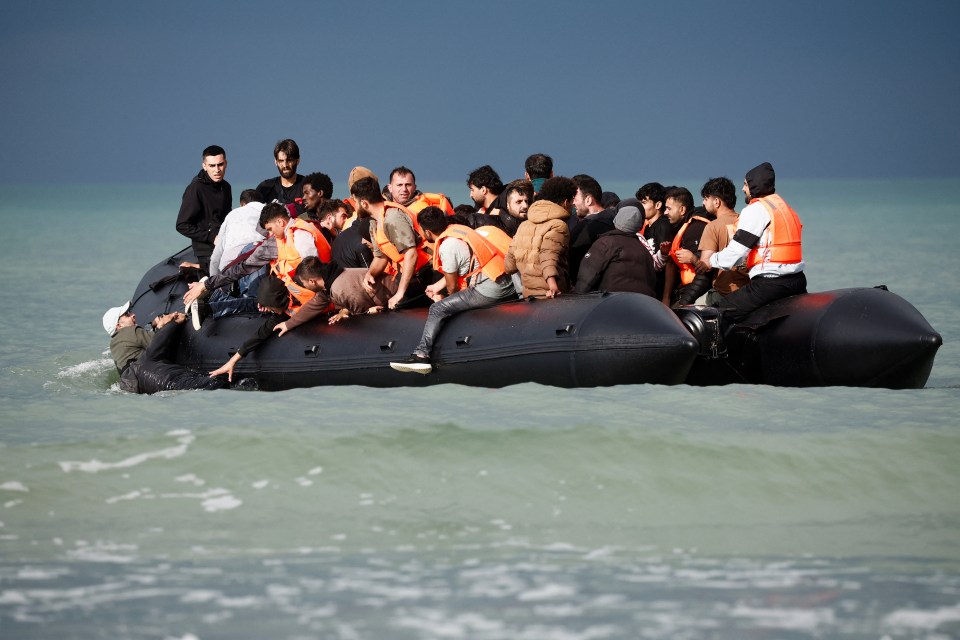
[745,162,776,199]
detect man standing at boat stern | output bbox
[706,162,806,324]
[176,145,233,276]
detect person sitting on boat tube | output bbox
[390,207,517,374]
[272,256,397,336]
[350,176,436,310]
[689,162,806,324]
[102,303,227,394]
[259,202,332,310]
[209,274,291,382]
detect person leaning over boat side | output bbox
[656,187,715,306]
[390,207,517,374]
[259,202,332,310]
[273,257,397,336]
[503,176,576,298]
[175,144,232,276]
[102,303,226,394]
[209,274,291,383]
[255,139,305,206]
[383,166,456,216]
[673,177,750,305]
[703,162,806,324]
[351,176,435,310]
[568,174,617,286]
[573,205,656,297]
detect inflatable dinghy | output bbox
[126,249,942,390]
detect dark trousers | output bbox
[414,287,506,357]
[716,271,807,324]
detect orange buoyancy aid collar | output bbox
[272,218,332,307]
[375,201,432,273]
[746,194,803,269]
[406,193,455,216]
[433,224,511,289]
[669,215,712,285]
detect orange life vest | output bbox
[433,224,511,290]
[669,215,712,285]
[746,194,803,269]
[375,201,432,275]
[406,193,455,216]
[272,218,332,307]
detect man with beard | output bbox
[176,144,232,276]
[256,139,304,205]
[466,165,505,215]
[383,166,455,215]
[568,174,617,284]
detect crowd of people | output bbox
[103,139,806,391]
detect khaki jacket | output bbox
[504,200,571,297]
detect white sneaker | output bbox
[390,355,433,374]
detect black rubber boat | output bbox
[127,249,942,390]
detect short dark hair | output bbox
[304,172,334,198]
[537,177,577,205]
[318,199,347,220]
[454,203,477,216]
[417,206,450,234]
[571,174,602,203]
[274,139,300,160]
[202,145,225,159]
[258,202,289,228]
[467,165,503,195]
[665,186,694,212]
[525,153,553,180]
[700,177,737,210]
[504,179,534,203]
[389,166,416,183]
[295,255,324,282]
[635,182,666,206]
[350,177,385,203]
[239,189,262,206]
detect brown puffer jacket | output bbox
[503,200,571,297]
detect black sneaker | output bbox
[390,354,433,374]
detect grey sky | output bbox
[2,0,957,189]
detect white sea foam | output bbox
[201,495,242,512]
[730,605,835,630]
[176,474,206,486]
[57,358,113,378]
[0,481,28,492]
[59,432,194,473]
[251,480,269,489]
[517,583,577,602]
[308,466,323,475]
[884,602,960,630]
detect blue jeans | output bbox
[415,287,507,357]
[208,287,260,318]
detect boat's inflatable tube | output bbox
[128,250,942,390]
[676,286,943,389]
[128,249,700,389]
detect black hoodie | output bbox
[745,162,776,200]
[176,170,233,261]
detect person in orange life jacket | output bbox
[674,177,751,305]
[467,165,505,215]
[383,166,456,216]
[524,153,553,196]
[503,177,576,298]
[259,202,332,309]
[635,182,675,304]
[209,274,291,382]
[705,162,806,325]
[574,205,656,297]
[272,257,397,336]
[350,176,435,310]
[175,144,232,277]
[255,139,305,205]
[298,172,334,223]
[654,186,715,306]
[390,207,517,374]
[569,174,618,286]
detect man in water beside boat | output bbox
[390,207,516,374]
[175,144,232,276]
[102,303,226,394]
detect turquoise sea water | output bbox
[0,180,959,639]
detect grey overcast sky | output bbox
[2,0,958,189]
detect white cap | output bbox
[102,301,131,336]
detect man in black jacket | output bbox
[176,145,232,276]
[574,205,656,297]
